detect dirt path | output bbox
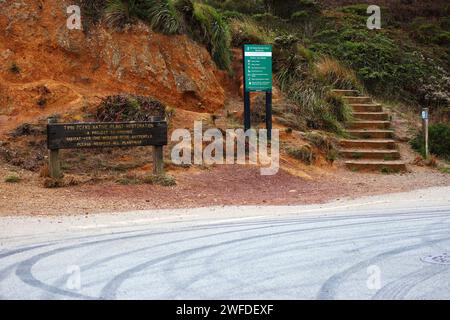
[1,158,449,216]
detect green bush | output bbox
[272,0,320,19]
[147,0,183,34]
[325,92,353,123]
[4,174,20,183]
[9,62,20,74]
[411,123,450,160]
[312,26,428,98]
[286,145,315,165]
[143,174,177,186]
[341,4,369,17]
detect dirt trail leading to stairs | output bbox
[1,161,449,216]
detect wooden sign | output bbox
[46,118,167,178]
[47,121,167,150]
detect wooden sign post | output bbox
[46,117,168,178]
[47,117,62,179]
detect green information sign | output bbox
[244,44,273,92]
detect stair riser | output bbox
[344,97,372,104]
[340,141,396,150]
[340,151,400,160]
[348,131,393,139]
[352,105,383,112]
[346,163,407,172]
[354,113,389,121]
[348,122,390,130]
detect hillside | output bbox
[0,0,449,214]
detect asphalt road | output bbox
[1,187,450,300]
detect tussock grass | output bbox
[315,56,362,90]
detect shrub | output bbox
[195,3,232,71]
[411,123,450,160]
[104,0,182,34]
[341,4,370,17]
[146,0,182,34]
[104,0,140,29]
[325,92,353,123]
[9,62,20,74]
[204,0,265,15]
[251,13,286,29]
[312,26,428,99]
[304,132,336,153]
[286,145,315,165]
[143,174,176,186]
[411,20,450,45]
[96,94,166,122]
[4,174,20,183]
[271,0,320,19]
[181,2,232,71]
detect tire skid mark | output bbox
[15,220,309,299]
[317,236,450,300]
[372,265,449,300]
[99,216,429,299]
[3,208,449,299]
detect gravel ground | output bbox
[1,158,449,216]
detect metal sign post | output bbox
[422,108,429,159]
[243,44,273,139]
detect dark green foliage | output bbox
[104,0,182,34]
[96,94,166,122]
[77,0,107,30]
[204,0,265,15]
[312,25,426,99]
[286,145,315,165]
[411,123,450,160]
[143,174,177,186]
[4,174,20,183]
[229,17,273,47]
[304,132,337,153]
[188,2,232,71]
[9,62,20,74]
[270,0,320,19]
[325,93,353,123]
[410,18,450,46]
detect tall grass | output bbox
[315,56,362,90]
[191,2,232,71]
[104,0,181,34]
[229,17,274,47]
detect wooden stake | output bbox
[47,117,62,179]
[153,145,164,175]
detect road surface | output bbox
[1,186,450,299]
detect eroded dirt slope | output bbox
[0,0,228,135]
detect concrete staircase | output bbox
[332,89,407,173]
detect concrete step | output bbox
[331,89,359,97]
[340,139,397,150]
[347,129,394,139]
[348,121,391,130]
[351,104,383,112]
[340,148,400,160]
[343,96,372,104]
[353,112,389,121]
[345,160,407,172]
